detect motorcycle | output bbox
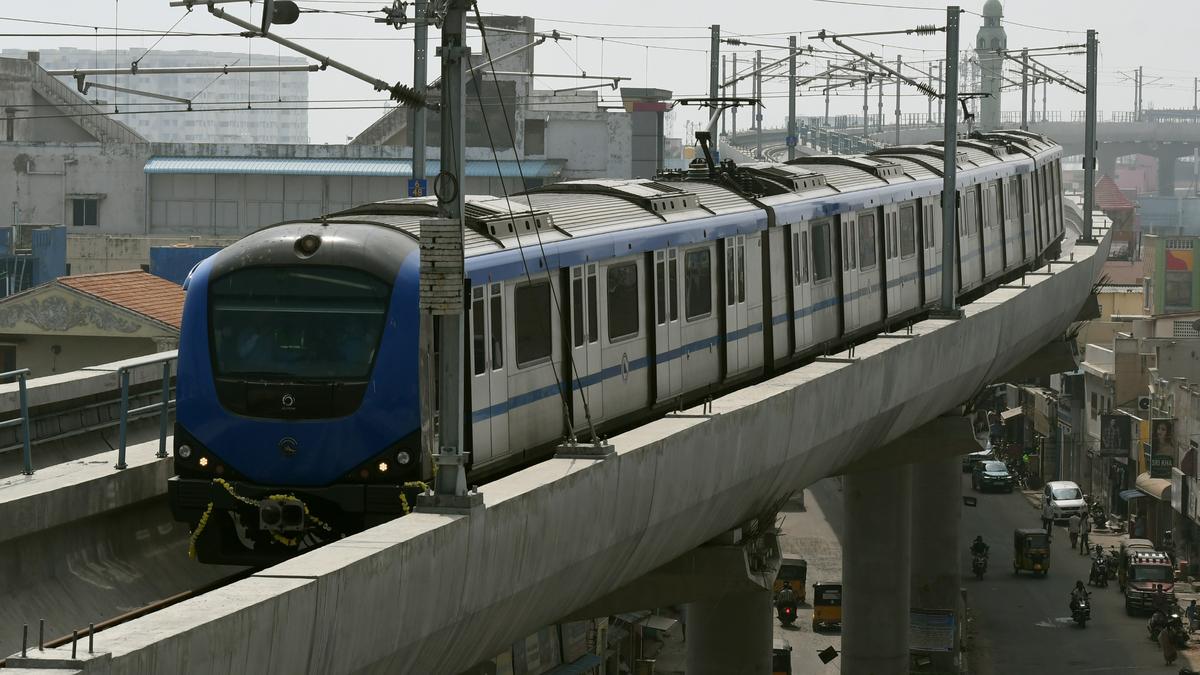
[776,600,798,627]
[1166,613,1189,648]
[972,552,988,580]
[1104,547,1120,580]
[1089,556,1108,588]
[1072,597,1091,628]
[1149,608,1185,643]
[1089,502,1106,530]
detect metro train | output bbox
[169,129,1065,565]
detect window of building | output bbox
[685,248,712,321]
[0,345,14,374]
[525,118,546,156]
[812,220,833,282]
[858,212,876,269]
[515,281,552,366]
[1090,392,1098,418]
[606,261,639,341]
[71,198,98,227]
[899,206,916,258]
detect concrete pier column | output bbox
[909,456,963,673]
[1158,152,1178,196]
[684,586,773,674]
[843,465,912,675]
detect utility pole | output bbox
[877,75,884,133]
[1194,76,1197,111]
[895,54,902,145]
[721,55,727,137]
[412,0,428,182]
[1021,48,1029,130]
[825,60,831,126]
[928,63,934,123]
[1031,68,1037,123]
[939,6,961,314]
[1042,69,1047,123]
[1136,66,1142,120]
[863,74,870,139]
[1082,28,1099,243]
[788,35,798,161]
[709,25,720,138]
[420,0,474,506]
[732,53,738,137]
[937,60,943,124]
[755,49,763,159]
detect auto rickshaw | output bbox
[811,581,842,631]
[774,556,808,604]
[1013,528,1051,576]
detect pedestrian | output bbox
[1068,513,1081,550]
[1187,599,1198,634]
[1160,622,1178,665]
[1079,510,1091,555]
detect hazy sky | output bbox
[6,1,1197,144]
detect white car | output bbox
[1041,480,1086,522]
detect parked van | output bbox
[1041,480,1086,523]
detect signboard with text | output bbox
[910,609,956,653]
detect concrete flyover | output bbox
[18,205,1110,674]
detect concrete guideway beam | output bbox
[55,222,1112,674]
[834,415,977,476]
[843,465,911,675]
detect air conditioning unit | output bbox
[1137,396,1151,411]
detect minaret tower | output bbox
[976,0,1007,131]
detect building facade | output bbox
[2,48,310,144]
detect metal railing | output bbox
[115,355,177,470]
[0,369,32,475]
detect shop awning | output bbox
[614,612,678,633]
[1135,472,1172,501]
[1000,407,1023,421]
[1118,488,1148,501]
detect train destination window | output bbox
[607,261,639,342]
[515,281,552,367]
[209,265,390,382]
[899,206,916,259]
[684,247,712,321]
[812,220,832,282]
[472,287,486,375]
[489,284,503,370]
[857,212,876,269]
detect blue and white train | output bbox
[169,130,1065,564]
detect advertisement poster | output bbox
[1100,413,1131,456]
[1151,419,1177,480]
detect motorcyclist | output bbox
[970,536,989,557]
[777,581,797,607]
[1070,580,1090,611]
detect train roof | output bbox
[311,132,1062,282]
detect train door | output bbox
[469,282,508,464]
[890,202,921,317]
[921,197,942,307]
[654,249,683,402]
[744,233,764,371]
[790,223,812,349]
[680,244,720,392]
[600,257,647,419]
[570,264,603,430]
[768,227,790,364]
[724,235,750,376]
[1001,177,1019,268]
[1021,173,1035,262]
[839,212,859,332]
[882,203,900,315]
[981,181,1004,280]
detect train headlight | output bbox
[396,451,411,466]
[294,234,322,258]
[377,461,389,473]
[178,444,192,459]
[198,456,209,468]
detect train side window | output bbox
[607,261,640,342]
[899,205,916,258]
[489,284,503,370]
[586,265,599,343]
[737,238,746,303]
[684,247,712,321]
[668,249,679,322]
[515,281,552,367]
[572,269,585,348]
[655,251,667,326]
[727,242,737,306]
[812,220,832,282]
[857,212,876,269]
[471,286,486,375]
[792,229,809,284]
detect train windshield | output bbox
[209,266,391,381]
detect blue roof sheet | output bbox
[143,157,565,178]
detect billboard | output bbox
[1100,413,1132,457]
[1151,418,1177,480]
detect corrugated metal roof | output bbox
[143,157,565,178]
